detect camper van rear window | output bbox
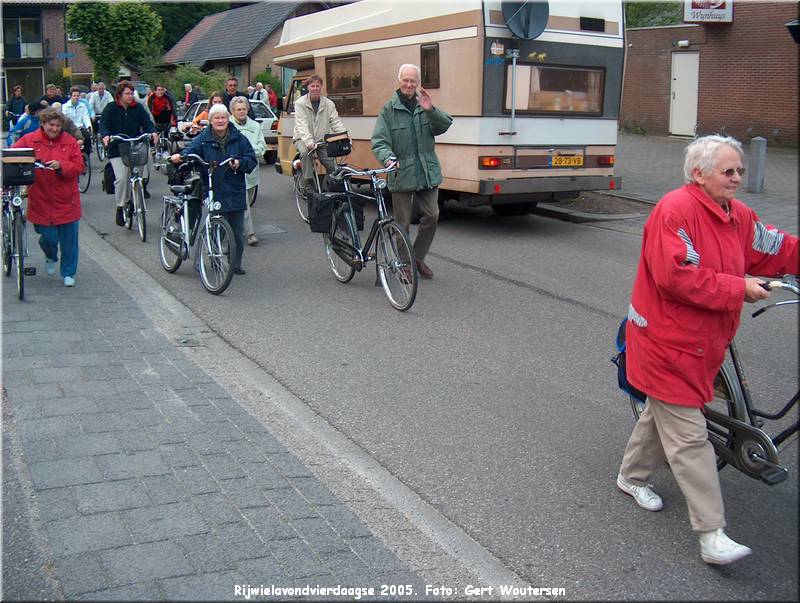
[504,64,604,115]
[326,56,362,93]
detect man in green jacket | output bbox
[371,64,452,279]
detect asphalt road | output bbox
[77,156,798,600]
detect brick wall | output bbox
[41,8,94,81]
[620,2,798,146]
[248,28,286,87]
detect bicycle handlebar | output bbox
[177,154,236,171]
[752,276,799,318]
[108,132,152,144]
[330,162,398,180]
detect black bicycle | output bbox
[78,128,91,194]
[617,276,799,486]
[320,163,418,311]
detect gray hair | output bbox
[230,96,250,111]
[207,103,230,119]
[683,135,743,184]
[397,63,421,81]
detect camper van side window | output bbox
[421,43,439,88]
[326,55,363,115]
[504,64,604,115]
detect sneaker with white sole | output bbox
[616,473,663,511]
[63,276,75,287]
[699,529,751,565]
[45,258,57,276]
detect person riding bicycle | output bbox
[62,87,93,155]
[169,103,257,276]
[616,135,799,566]
[12,107,84,287]
[99,80,157,227]
[88,82,112,133]
[6,101,47,146]
[146,84,176,155]
[291,74,346,191]
[183,92,226,135]
[5,85,27,130]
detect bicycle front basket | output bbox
[119,140,149,167]
[1,147,36,185]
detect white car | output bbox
[173,99,278,163]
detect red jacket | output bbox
[13,128,84,226]
[626,184,799,407]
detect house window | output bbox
[421,43,439,88]
[326,55,362,115]
[3,17,43,59]
[504,64,604,115]
[231,64,244,82]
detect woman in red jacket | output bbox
[13,106,84,287]
[616,135,799,566]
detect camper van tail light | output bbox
[609,179,617,190]
[479,156,511,169]
[597,155,615,166]
[494,184,502,194]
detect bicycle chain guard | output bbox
[705,408,786,485]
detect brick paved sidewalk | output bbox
[2,254,426,601]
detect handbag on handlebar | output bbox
[323,132,352,158]
[1,148,36,185]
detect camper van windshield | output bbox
[504,64,604,115]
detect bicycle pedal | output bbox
[24,267,36,276]
[760,466,788,485]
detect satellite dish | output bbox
[501,1,550,40]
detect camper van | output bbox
[274,0,623,215]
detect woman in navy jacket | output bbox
[170,103,257,274]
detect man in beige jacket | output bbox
[292,74,346,187]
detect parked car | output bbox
[173,99,278,163]
[130,81,151,98]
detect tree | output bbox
[149,3,230,52]
[624,2,683,28]
[66,2,163,83]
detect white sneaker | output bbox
[617,473,663,511]
[699,529,752,565]
[63,276,75,287]
[45,258,57,276]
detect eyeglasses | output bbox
[721,167,746,178]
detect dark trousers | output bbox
[223,210,245,270]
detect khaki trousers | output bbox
[620,396,725,532]
[390,188,439,261]
[111,154,151,208]
[294,140,337,184]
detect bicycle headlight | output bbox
[375,179,386,190]
[212,201,222,211]
[11,196,23,208]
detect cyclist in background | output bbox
[99,80,157,227]
[146,84,176,145]
[62,87,93,154]
[291,74,345,190]
[89,82,112,133]
[183,92,225,135]
[5,84,27,130]
[6,101,46,145]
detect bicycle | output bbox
[91,120,106,161]
[320,163,418,311]
[1,154,50,300]
[5,110,23,130]
[152,123,173,172]
[616,276,799,486]
[159,154,237,295]
[108,133,151,242]
[292,141,342,224]
[78,128,91,194]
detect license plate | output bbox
[551,155,583,167]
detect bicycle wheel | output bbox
[324,211,356,283]
[2,213,12,277]
[375,221,417,311]
[132,179,147,242]
[14,214,24,300]
[630,361,746,470]
[78,152,91,193]
[159,208,183,273]
[293,169,309,223]
[123,198,133,230]
[95,136,106,161]
[198,217,235,295]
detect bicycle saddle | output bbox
[170,184,194,195]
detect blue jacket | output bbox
[6,114,39,146]
[181,123,257,213]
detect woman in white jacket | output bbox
[230,97,267,246]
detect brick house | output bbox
[2,0,94,102]
[162,2,330,93]
[620,2,798,146]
